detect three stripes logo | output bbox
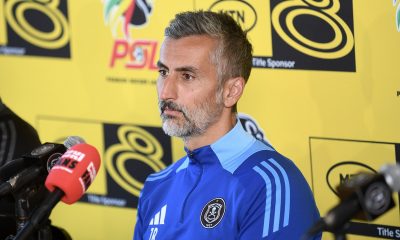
[252,158,291,238]
[148,204,167,240]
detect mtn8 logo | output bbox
[105,125,167,197]
[271,0,354,59]
[0,0,69,49]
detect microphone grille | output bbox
[63,136,86,149]
[380,164,400,192]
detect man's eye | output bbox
[159,69,168,77]
[182,73,194,80]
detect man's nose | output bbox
[158,75,177,101]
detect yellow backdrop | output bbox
[1,0,399,239]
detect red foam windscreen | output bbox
[45,143,101,204]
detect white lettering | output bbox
[62,149,85,161]
[267,58,295,69]
[87,162,97,181]
[252,57,296,69]
[252,57,267,67]
[396,229,400,238]
[0,46,26,55]
[87,194,127,207]
[377,227,394,237]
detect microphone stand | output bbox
[329,222,349,240]
[15,194,30,233]
[13,189,64,240]
[5,182,53,240]
[334,232,347,240]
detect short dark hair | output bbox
[164,11,253,86]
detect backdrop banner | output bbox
[1,0,399,239]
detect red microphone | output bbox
[45,143,101,204]
[14,143,101,240]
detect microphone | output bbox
[14,143,101,240]
[0,136,85,197]
[63,135,86,149]
[45,143,101,204]
[0,143,66,181]
[304,164,400,239]
[0,136,85,180]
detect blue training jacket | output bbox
[134,121,321,240]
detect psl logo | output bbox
[103,0,158,70]
[0,0,70,57]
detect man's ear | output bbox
[223,77,245,108]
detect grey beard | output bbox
[159,93,224,139]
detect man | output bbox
[0,98,41,166]
[0,100,72,239]
[0,98,42,238]
[134,11,321,240]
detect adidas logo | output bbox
[149,204,167,226]
[148,205,167,240]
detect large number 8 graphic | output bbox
[1,0,69,49]
[272,0,354,59]
[105,125,167,197]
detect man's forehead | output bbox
[158,35,217,68]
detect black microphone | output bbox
[0,136,86,181]
[0,143,65,182]
[13,143,101,240]
[304,164,400,239]
[0,136,85,197]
